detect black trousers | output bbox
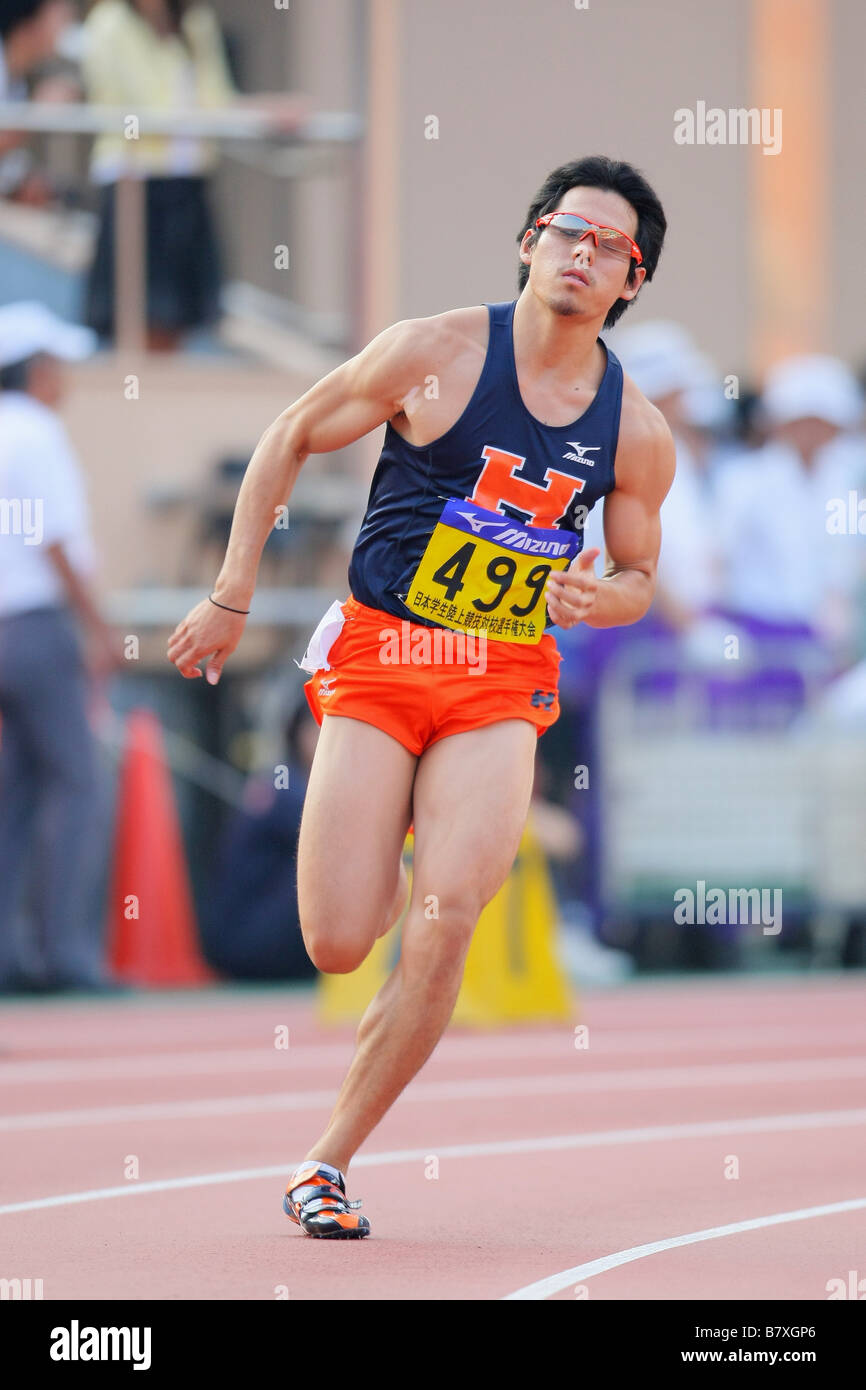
[85,175,222,338]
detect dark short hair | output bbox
[0,0,62,40]
[516,155,667,330]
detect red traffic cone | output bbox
[107,708,216,986]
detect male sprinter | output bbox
[167,156,676,1238]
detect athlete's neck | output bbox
[513,289,606,385]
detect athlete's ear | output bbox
[619,264,646,302]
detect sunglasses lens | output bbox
[547,214,636,259]
[549,214,593,236]
[598,229,634,256]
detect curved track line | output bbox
[502,1196,866,1300]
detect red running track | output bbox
[0,975,864,1301]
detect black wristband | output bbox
[209,594,250,615]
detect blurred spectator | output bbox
[552,322,729,937]
[809,659,866,729]
[79,0,307,350]
[80,0,236,349]
[729,385,769,453]
[529,753,583,880]
[715,354,865,660]
[608,320,731,647]
[0,300,120,992]
[0,0,76,205]
[199,694,319,981]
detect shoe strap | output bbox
[291,1178,363,1213]
[300,1194,364,1218]
[289,1163,345,1193]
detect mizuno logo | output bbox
[492,527,571,557]
[455,508,570,555]
[563,442,601,465]
[318,678,336,697]
[455,509,507,534]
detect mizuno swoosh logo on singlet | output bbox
[563,443,601,464]
[455,510,507,533]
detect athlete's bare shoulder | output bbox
[388,304,489,371]
[382,305,491,443]
[618,369,672,446]
[613,370,677,502]
[356,305,486,401]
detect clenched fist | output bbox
[544,547,600,629]
[166,597,248,685]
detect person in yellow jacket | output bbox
[80,0,304,349]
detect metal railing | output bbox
[595,641,865,924]
[0,101,364,351]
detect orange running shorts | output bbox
[302,594,562,757]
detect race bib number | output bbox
[404,499,580,644]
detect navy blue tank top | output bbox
[347,298,623,630]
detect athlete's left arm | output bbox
[545,403,676,630]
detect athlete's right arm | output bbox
[166,319,424,682]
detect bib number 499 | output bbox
[431,540,551,617]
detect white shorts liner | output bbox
[294,599,348,674]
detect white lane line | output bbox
[4,1055,866,1132]
[2,1106,865,1216]
[502,1196,866,1300]
[3,1024,866,1085]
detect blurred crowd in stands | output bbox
[0,0,303,347]
[542,321,866,973]
[603,320,866,666]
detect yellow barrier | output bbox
[317,816,576,1028]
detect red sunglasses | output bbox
[535,212,643,265]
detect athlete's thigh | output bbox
[408,718,538,930]
[297,714,417,942]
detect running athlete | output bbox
[167,155,676,1238]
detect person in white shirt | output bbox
[0,301,120,992]
[599,320,734,659]
[715,355,865,658]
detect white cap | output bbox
[0,301,97,369]
[682,377,734,432]
[609,320,713,402]
[761,355,863,430]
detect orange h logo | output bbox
[467,445,585,527]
